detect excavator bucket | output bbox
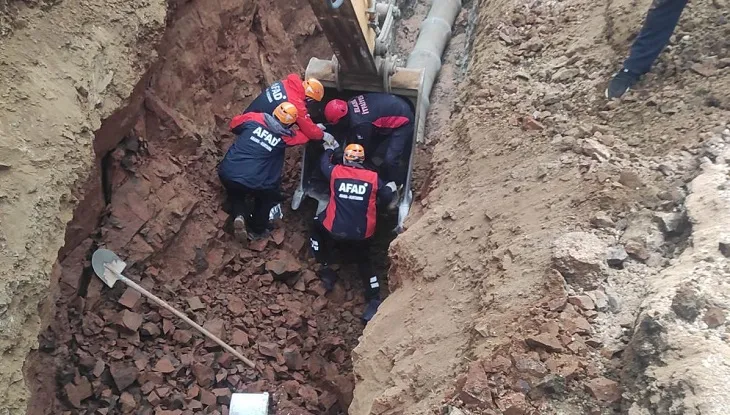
[290,61,423,233]
[291,1,425,233]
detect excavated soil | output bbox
[3,0,730,414]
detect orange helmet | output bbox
[343,144,365,164]
[302,78,325,101]
[273,102,298,125]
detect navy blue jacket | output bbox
[219,113,309,190]
[346,93,414,142]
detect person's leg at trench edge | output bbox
[384,123,414,186]
[220,178,251,240]
[249,188,281,237]
[310,220,337,291]
[355,240,382,322]
[606,0,688,99]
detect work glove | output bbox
[322,132,339,151]
[385,181,397,193]
[316,123,327,131]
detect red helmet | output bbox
[324,99,348,124]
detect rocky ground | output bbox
[2,0,729,414]
[352,0,730,414]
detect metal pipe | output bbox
[405,0,461,142]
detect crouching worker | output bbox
[242,74,338,146]
[309,143,397,322]
[219,102,312,241]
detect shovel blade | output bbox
[91,248,127,288]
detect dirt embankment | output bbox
[352,0,730,413]
[0,0,166,412]
[4,0,729,413]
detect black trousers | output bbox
[220,178,282,234]
[309,220,381,300]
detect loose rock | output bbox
[719,236,730,258]
[590,211,614,228]
[653,212,686,235]
[187,296,205,311]
[581,139,611,161]
[110,364,139,391]
[568,295,595,310]
[606,245,628,268]
[585,377,621,403]
[525,333,564,352]
[703,307,726,328]
[671,284,704,322]
[118,288,142,309]
[154,357,176,373]
[552,232,607,289]
[193,364,215,387]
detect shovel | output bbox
[91,248,256,369]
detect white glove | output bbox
[316,123,327,131]
[322,132,336,145]
[322,133,340,151]
[385,181,397,192]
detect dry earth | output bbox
[1,0,729,414]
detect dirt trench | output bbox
[4,0,730,413]
[18,0,417,414]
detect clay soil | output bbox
[2,0,730,414]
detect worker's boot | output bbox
[362,298,382,323]
[605,68,640,99]
[318,267,337,292]
[233,215,248,242]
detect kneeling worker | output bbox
[323,93,414,185]
[310,142,397,322]
[219,102,313,241]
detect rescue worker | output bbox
[219,102,313,241]
[310,142,397,322]
[323,93,414,186]
[242,73,335,144]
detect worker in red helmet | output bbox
[220,102,314,241]
[237,74,337,146]
[310,141,397,322]
[323,93,414,185]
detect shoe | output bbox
[233,215,248,241]
[361,298,382,322]
[318,267,337,292]
[605,68,640,99]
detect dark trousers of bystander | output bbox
[623,0,688,75]
[309,220,381,300]
[220,177,282,234]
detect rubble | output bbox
[581,139,611,161]
[671,284,704,322]
[606,245,628,268]
[110,364,139,391]
[552,232,607,289]
[118,288,142,309]
[703,307,726,328]
[590,211,614,229]
[525,334,564,353]
[585,377,621,403]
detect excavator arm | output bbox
[294,0,461,233]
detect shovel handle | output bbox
[107,266,257,369]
